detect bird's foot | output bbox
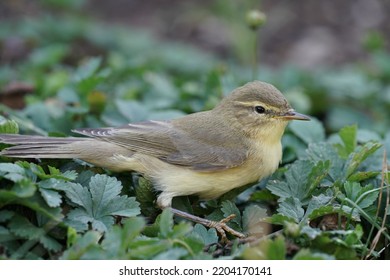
[205,214,246,242]
[169,208,246,242]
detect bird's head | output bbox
[214,81,310,141]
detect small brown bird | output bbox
[0,81,309,239]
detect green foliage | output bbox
[64,174,140,232]
[0,4,389,260]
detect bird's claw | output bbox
[207,214,246,242]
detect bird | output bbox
[0,81,310,240]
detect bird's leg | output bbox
[169,207,246,242]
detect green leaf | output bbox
[303,193,332,222]
[38,179,67,207]
[0,210,14,222]
[308,205,336,221]
[61,231,103,260]
[334,124,357,159]
[266,213,296,225]
[345,142,382,178]
[8,215,44,239]
[293,249,334,260]
[242,235,286,260]
[221,200,241,229]
[8,215,62,253]
[0,180,37,206]
[348,171,381,182]
[29,44,68,68]
[306,160,331,193]
[300,225,322,239]
[278,197,304,223]
[190,224,218,245]
[128,239,171,260]
[39,235,62,252]
[101,217,146,258]
[73,57,102,82]
[0,116,19,134]
[158,208,174,238]
[170,222,192,239]
[304,142,345,182]
[153,248,188,260]
[64,174,140,232]
[0,163,27,182]
[343,182,379,209]
[267,160,324,202]
[39,188,62,207]
[135,177,157,216]
[242,205,268,236]
[289,117,325,144]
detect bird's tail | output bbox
[0,134,87,158]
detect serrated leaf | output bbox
[190,224,218,245]
[266,213,296,225]
[267,160,320,202]
[278,197,304,223]
[8,215,44,239]
[39,188,62,207]
[306,160,331,193]
[0,117,19,134]
[357,186,379,209]
[343,182,379,210]
[307,206,335,220]
[0,163,27,182]
[345,142,382,178]
[289,117,325,144]
[36,166,78,181]
[304,142,345,182]
[39,235,62,252]
[344,182,361,202]
[135,177,157,216]
[64,182,92,208]
[303,194,332,222]
[266,181,290,200]
[221,200,241,229]
[242,205,268,236]
[64,174,140,232]
[334,125,357,158]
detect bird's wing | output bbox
[73,120,248,171]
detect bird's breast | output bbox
[143,139,283,203]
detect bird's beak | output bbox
[279,110,311,121]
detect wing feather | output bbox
[73,118,248,171]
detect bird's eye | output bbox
[254,106,266,114]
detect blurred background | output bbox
[0,0,390,139]
[2,0,389,67]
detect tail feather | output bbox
[0,134,86,158]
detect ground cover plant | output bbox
[0,1,389,259]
